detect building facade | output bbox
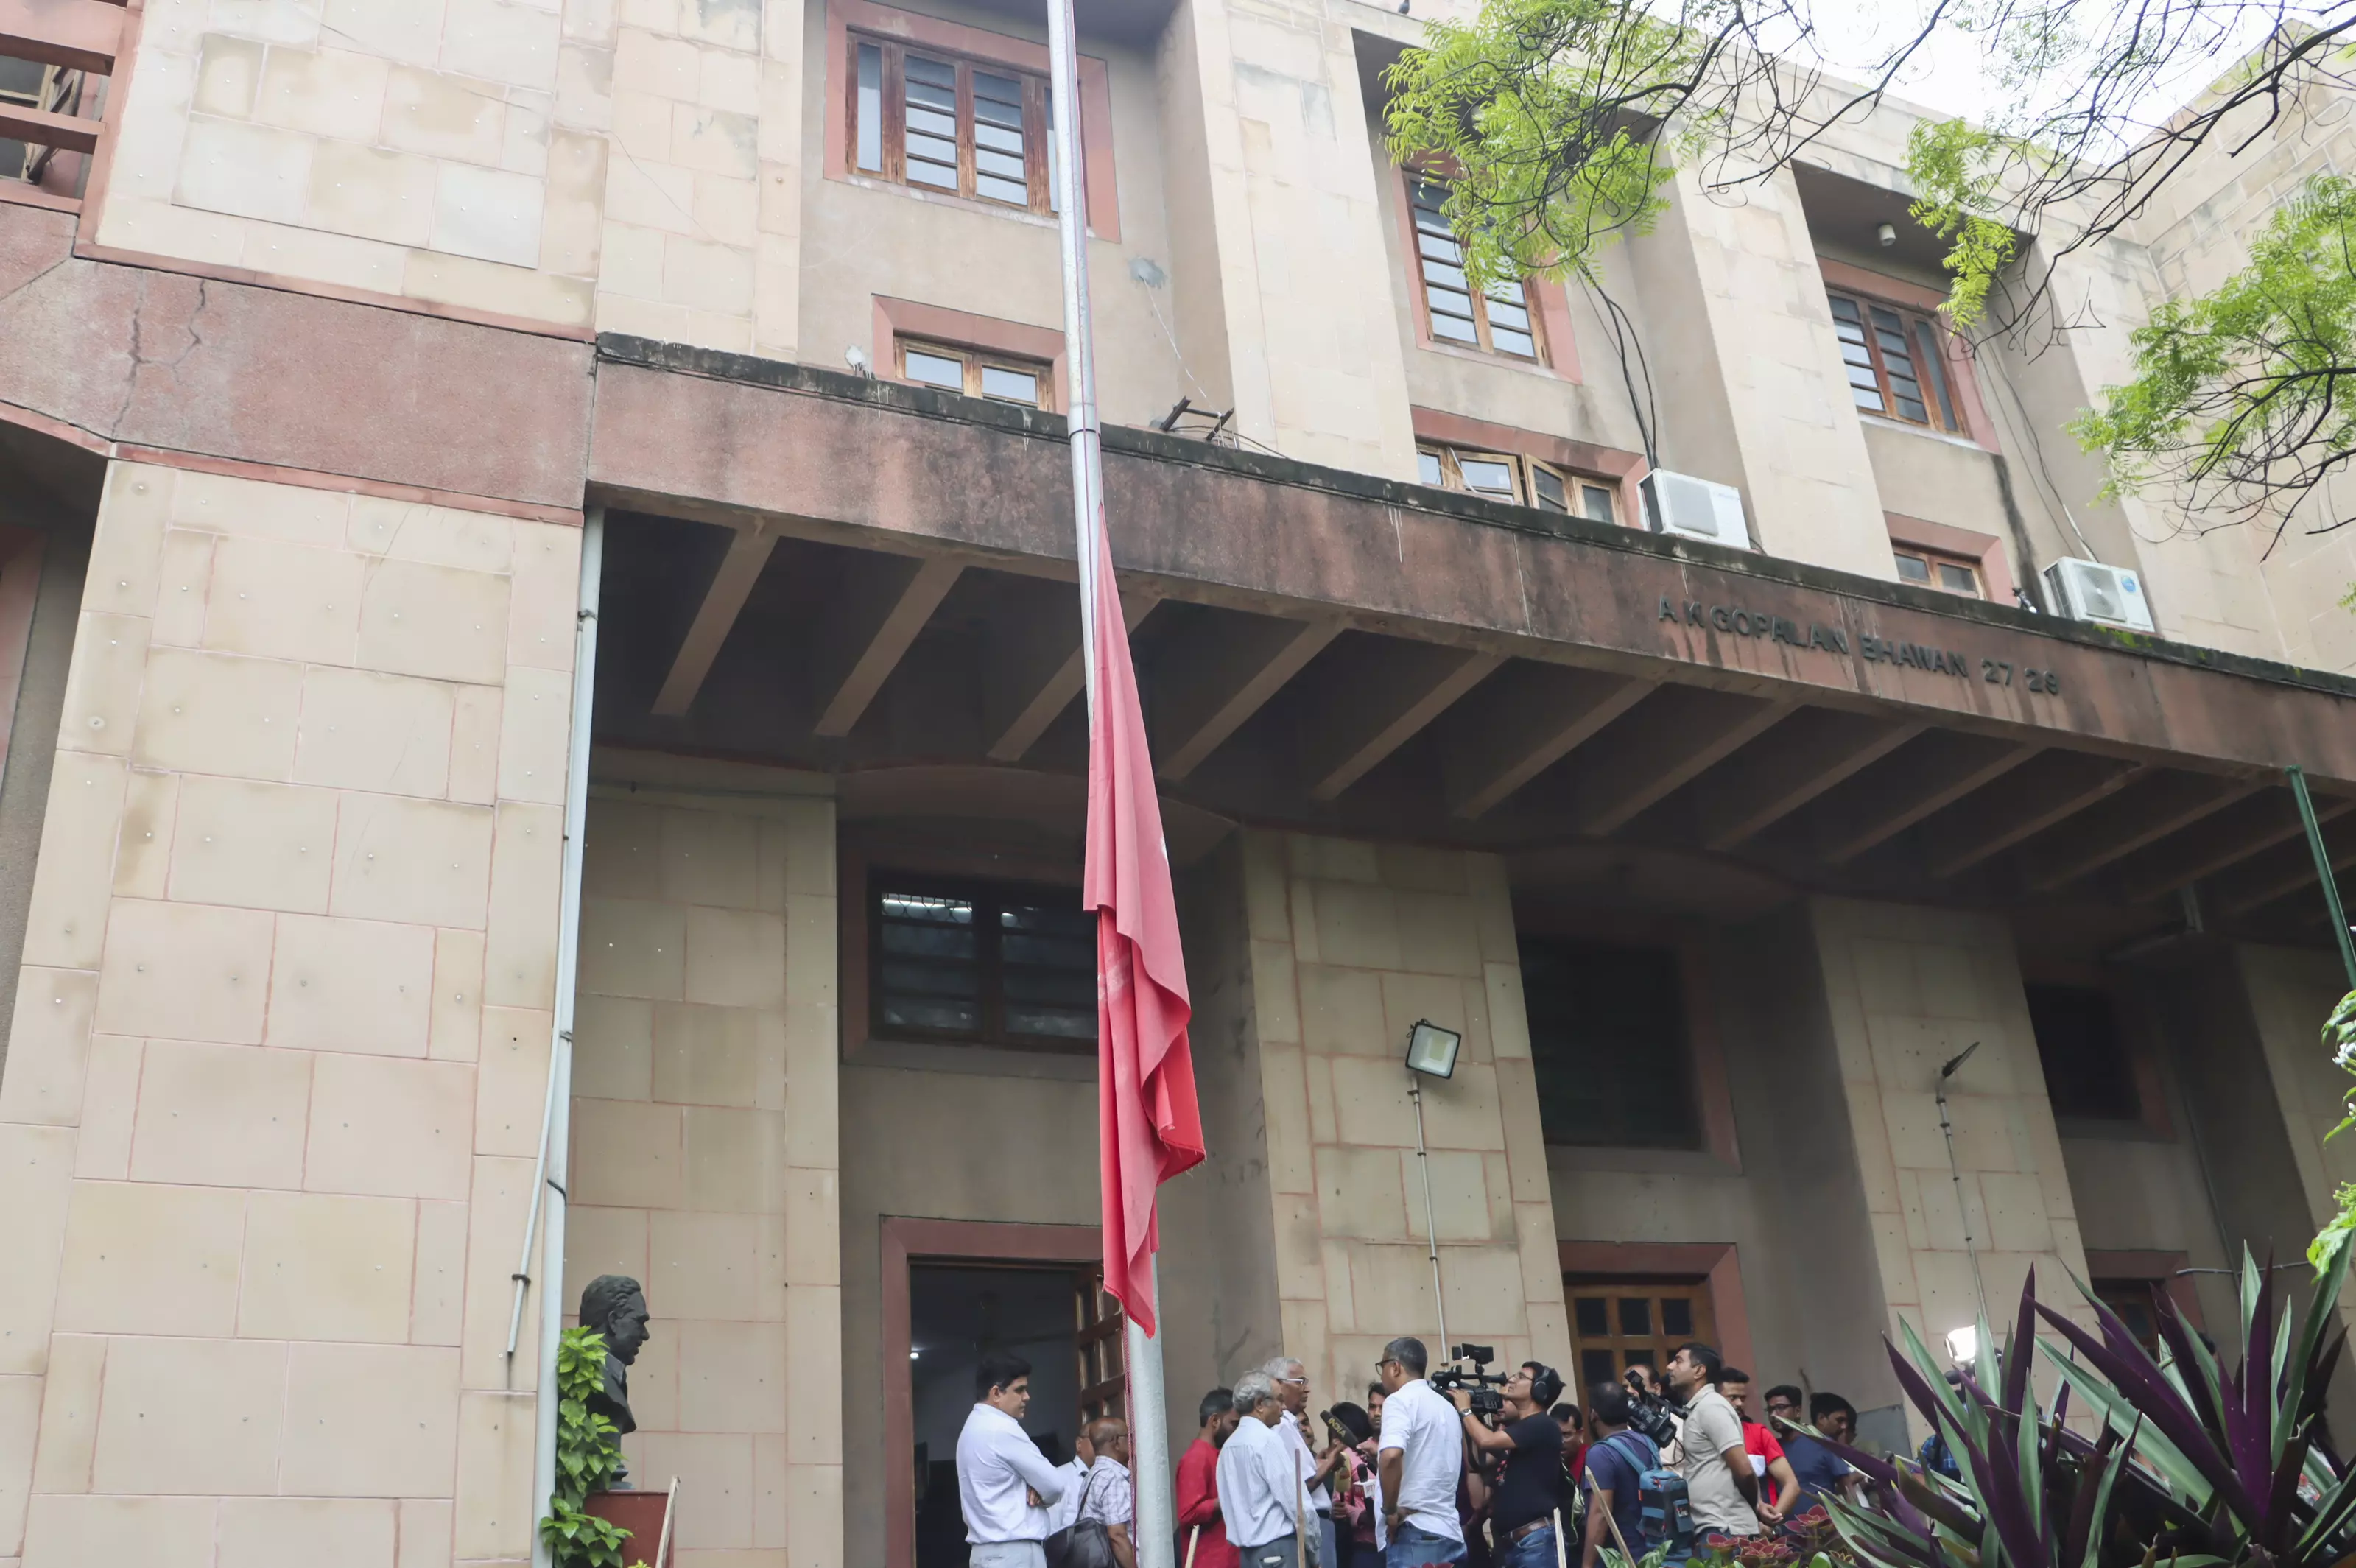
[1,0,2354,1564]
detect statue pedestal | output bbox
[586,1489,674,1567]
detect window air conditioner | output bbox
[1640,471,1752,550]
[2040,557,2156,633]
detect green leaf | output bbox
[2036,1339,2211,1508]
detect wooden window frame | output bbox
[1829,287,1965,435]
[1559,1240,1759,1388]
[893,334,1055,409]
[849,31,1055,215]
[1892,544,1985,599]
[1404,171,1548,365]
[867,868,1097,1055]
[1567,1279,1717,1392]
[1417,444,1620,523]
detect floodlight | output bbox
[1404,1020,1462,1079]
[1944,1324,1979,1366]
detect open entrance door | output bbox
[901,1258,1127,1568]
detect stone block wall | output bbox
[1811,897,2098,1417]
[0,460,581,1565]
[98,0,619,325]
[563,789,841,1568]
[1232,829,1570,1400]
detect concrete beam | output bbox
[2120,788,2356,905]
[1302,640,1503,801]
[0,99,96,152]
[985,586,1160,762]
[1568,688,1797,835]
[1153,612,1341,780]
[0,0,122,74]
[1921,752,2145,879]
[813,555,964,738]
[1438,664,1656,819]
[1689,709,1924,849]
[1819,733,2045,864]
[651,524,776,717]
[2215,814,2356,917]
[2025,772,2260,890]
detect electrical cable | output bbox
[1579,267,1662,472]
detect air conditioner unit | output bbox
[2041,557,2156,633]
[1641,471,1752,549]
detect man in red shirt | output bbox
[1712,1368,1798,1527]
[1178,1386,1243,1568]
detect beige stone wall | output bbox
[563,787,842,1568]
[2238,943,2356,1235]
[596,0,804,355]
[0,459,581,1565]
[1810,899,2097,1404]
[98,0,615,325]
[1170,0,1421,477]
[1232,830,1571,1398]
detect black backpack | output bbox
[1046,1466,1119,1568]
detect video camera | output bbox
[1620,1368,1680,1450]
[1429,1343,1509,1421]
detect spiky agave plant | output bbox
[1821,1238,2355,1568]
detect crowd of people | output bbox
[951,1337,1871,1568]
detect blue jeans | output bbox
[1385,1522,1468,1568]
[1496,1525,1557,1568]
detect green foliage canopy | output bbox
[2066,174,2356,538]
[1380,0,1712,292]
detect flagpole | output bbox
[1045,2,1175,1565]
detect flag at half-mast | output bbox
[1082,519,1204,1337]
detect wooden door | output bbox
[1075,1270,1126,1424]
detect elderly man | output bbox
[1219,1374,1307,1568]
[1267,1357,1348,1568]
[1078,1416,1140,1568]
[1045,1427,1099,1537]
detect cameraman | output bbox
[1452,1362,1566,1568]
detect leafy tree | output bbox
[1383,0,2356,538]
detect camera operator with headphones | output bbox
[1449,1360,1567,1568]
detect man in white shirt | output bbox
[1044,1427,1099,1537]
[1218,1374,1308,1568]
[957,1351,1070,1568]
[1267,1357,1347,1568]
[1663,1343,1760,1539]
[1375,1337,1466,1568]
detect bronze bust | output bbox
[578,1274,652,1466]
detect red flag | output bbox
[1083,524,1204,1338]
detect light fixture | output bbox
[1402,1019,1465,1358]
[1944,1324,1979,1365]
[910,1348,921,1360]
[1877,222,1899,247]
[1404,1019,1463,1079]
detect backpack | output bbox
[1636,1468,1692,1561]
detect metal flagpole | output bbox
[2288,765,2356,991]
[1044,0,1174,1564]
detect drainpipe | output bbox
[529,505,605,1568]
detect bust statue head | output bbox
[580,1274,651,1365]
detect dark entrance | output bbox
[910,1263,1127,1568]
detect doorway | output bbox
[884,1220,1124,1568]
